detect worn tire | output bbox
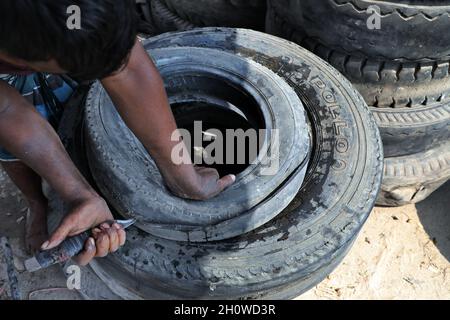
[136,0,159,36]
[269,0,450,62]
[266,4,450,157]
[60,28,383,299]
[161,0,266,30]
[266,3,450,109]
[150,0,266,33]
[150,0,196,32]
[377,141,450,206]
[51,103,332,299]
[85,46,311,242]
[371,101,450,157]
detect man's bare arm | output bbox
[101,40,235,200]
[0,81,95,203]
[0,80,123,260]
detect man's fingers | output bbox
[194,166,209,172]
[208,168,220,180]
[73,238,96,266]
[114,223,127,247]
[201,174,236,200]
[92,228,102,239]
[217,174,236,191]
[73,226,127,265]
[105,225,119,253]
[196,166,220,179]
[95,233,110,257]
[42,219,73,250]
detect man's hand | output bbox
[165,167,235,201]
[41,196,126,266]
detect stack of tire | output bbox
[138,0,267,32]
[266,0,450,206]
[49,28,383,299]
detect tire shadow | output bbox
[416,181,450,262]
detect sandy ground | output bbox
[298,182,450,300]
[0,167,449,300]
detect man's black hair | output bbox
[0,0,139,80]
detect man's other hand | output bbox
[41,196,126,266]
[167,166,236,201]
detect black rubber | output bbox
[266,3,450,157]
[378,141,450,206]
[268,0,450,62]
[266,4,450,109]
[136,0,159,36]
[136,0,152,24]
[49,28,382,300]
[372,101,450,157]
[160,0,266,30]
[150,0,196,33]
[84,46,311,242]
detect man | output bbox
[0,0,235,265]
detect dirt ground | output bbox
[298,182,450,300]
[0,167,449,300]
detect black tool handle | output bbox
[35,230,91,269]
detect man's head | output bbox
[0,0,138,80]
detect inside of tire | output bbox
[168,72,265,176]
